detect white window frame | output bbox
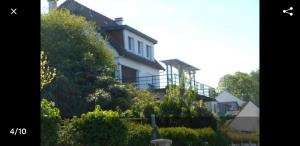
[138,41,143,56]
[128,36,134,51]
[146,45,151,59]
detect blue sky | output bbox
[41,0,259,88]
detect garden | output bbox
[41,10,257,146]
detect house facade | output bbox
[58,0,164,89]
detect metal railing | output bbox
[116,74,215,97]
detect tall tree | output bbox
[41,10,115,117]
[217,70,259,101]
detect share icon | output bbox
[283,7,293,16]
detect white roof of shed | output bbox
[216,91,245,106]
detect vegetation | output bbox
[221,127,259,143]
[41,9,115,118]
[41,50,60,146]
[128,85,160,118]
[159,127,230,146]
[157,86,217,129]
[41,99,61,146]
[59,105,128,146]
[41,51,56,90]
[126,122,152,146]
[217,70,259,101]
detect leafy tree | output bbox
[217,70,259,101]
[41,51,56,90]
[41,10,115,117]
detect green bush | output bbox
[41,99,61,146]
[222,127,258,143]
[126,122,152,146]
[159,127,201,146]
[159,127,229,146]
[60,105,128,146]
[128,85,160,118]
[158,86,217,129]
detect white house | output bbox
[58,0,165,89]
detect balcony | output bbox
[117,73,215,98]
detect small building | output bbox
[229,101,259,132]
[205,91,246,117]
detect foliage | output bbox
[159,127,200,146]
[158,86,217,129]
[159,127,229,146]
[128,85,160,118]
[41,99,61,146]
[206,129,230,146]
[217,70,259,101]
[221,127,259,142]
[125,122,152,146]
[41,10,115,118]
[41,51,56,90]
[59,105,128,146]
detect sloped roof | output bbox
[59,0,157,43]
[216,91,246,106]
[229,101,259,132]
[236,101,259,117]
[59,0,164,70]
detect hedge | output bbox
[222,127,259,143]
[59,105,127,146]
[159,127,230,146]
[126,122,152,146]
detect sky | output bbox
[41,0,259,88]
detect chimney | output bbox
[114,17,123,25]
[48,0,58,11]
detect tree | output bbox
[217,70,259,101]
[41,10,115,118]
[41,51,56,90]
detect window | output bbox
[128,36,134,51]
[138,41,143,55]
[214,104,217,113]
[146,45,151,58]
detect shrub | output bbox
[41,99,61,146]
[126,122,152,146]
[159,127,201,146]
[157,86,217,129]
[60,105,128,146]
[128,85,160,118]
[159,127,229,146]
[222,127,259,143]
[208,130,230,146]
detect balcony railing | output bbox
[117,74,215,97]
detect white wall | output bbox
[205,101,219,114]
[123,29,155,61]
